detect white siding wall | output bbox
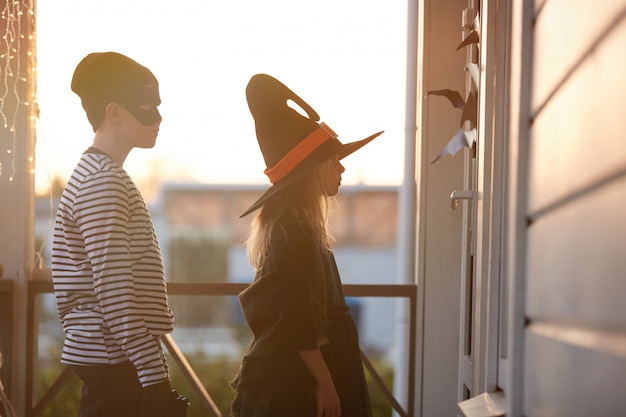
[524,0,626,415]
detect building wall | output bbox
[523,0,626,415]
[158,183,398,247]
[152,183,400,355]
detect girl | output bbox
[230,74,383,417]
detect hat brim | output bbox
[239,130,384,218]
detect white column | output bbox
[393,0,418,415]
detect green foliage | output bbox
[36,349,395,417]
[36,367,81,417]
[166,350,395,417]
[364,356,394,417]
[168,235,230,327]
[166,351,239,417]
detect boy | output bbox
[51,52,174,417]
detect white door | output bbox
[456,0,510,415]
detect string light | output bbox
[0,0,35,182]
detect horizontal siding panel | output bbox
[529,16,626,213]
[525,322,626,417]
[532,0,626,111]
[526,176,626,327]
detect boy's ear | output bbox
[104,102,123,122]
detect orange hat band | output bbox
[264,123,338,183]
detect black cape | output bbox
[230,214,372,417]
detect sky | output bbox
[34,0,408,199]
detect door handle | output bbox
[450,190,474,210]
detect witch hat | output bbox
[240,74,383,218]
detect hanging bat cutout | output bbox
[465,63,479,92]
[427,89,478,163]
[426,89,465,109]
[431,128,477,164]
[460,91,477,128]
[427,8,481,165]
[457,29,479,51]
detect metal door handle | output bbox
[450,190,474,210]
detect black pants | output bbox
[71,361,142,417]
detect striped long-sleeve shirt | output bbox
[51,148,174,387]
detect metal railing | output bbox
[24,278,417,417]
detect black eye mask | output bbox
[122,84,162,126]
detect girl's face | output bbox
[320,155,345,196]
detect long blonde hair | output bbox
[246,165,333,271]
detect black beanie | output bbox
[71,52,159,131]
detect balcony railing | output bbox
[18,276,417,417]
